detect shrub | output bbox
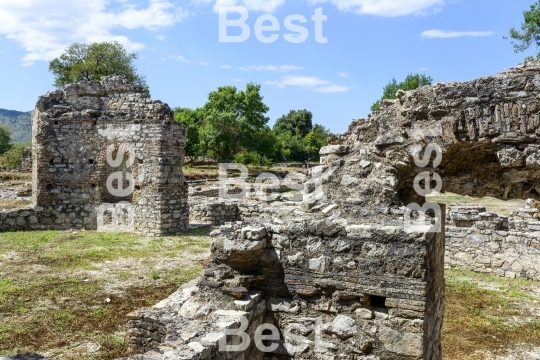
[0,143,29,170]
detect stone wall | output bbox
[124,199,445,360]
[330,61,540,205]
[189,199,240,225]
[445,204,540,280]
[1,77,189,236]
[20,146,32,171]
[123,279,267,360]
[118,60,540,360]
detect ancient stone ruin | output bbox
[122,61,540,360]
[3,61,540,359]
[0,76,188,236]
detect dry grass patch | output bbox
[0,228,212,359]
[443,269,540,359]
[0,171,32,182]
[0,198,32,210]
[427,192,526,216]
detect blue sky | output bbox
[0,0,535,133]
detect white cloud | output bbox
[315,84,350,93]
[420,29,493,38]
[233,78,242,82]
[220,64,232,69]
[265,75,350,93]
[419,67,430,71]
[197,0,286,13]
[312,0,445,16]
[156,35,167,40]
[200,0,445,16]
[199,61,209,66]
[0,0,188,66]
[238,64,302,72]
[173,55,191,63]
[338,71,348,78]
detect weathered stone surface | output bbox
[319,145,350,155]
[322,315,356,339]
[1,76,189,236]
[374,133,404,147]
[497,148,526,168]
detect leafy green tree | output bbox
[49,42,149,94]
[200,83,270,162]
[174,107,204,156]
[0,125,12,155]
[0,143,28,170]
[507,1,540,58]
[275,131,305,162]
[273,110,313,138]
[371,74,433,112]
[304,124,332,160]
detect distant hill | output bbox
[0,108,32,143]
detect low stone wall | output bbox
[188,196,299,226]
[445,204,540,280]
[123,205,445,360]
[122,279,266,360]
[189,198,240,225]
[0,206,84,232]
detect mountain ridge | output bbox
[0,108,32,143]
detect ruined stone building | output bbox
[4,61,540,359]
[0,76,188,236]
[122,61,540,360]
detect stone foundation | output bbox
[445,204,540,280]
[123,200,445,360]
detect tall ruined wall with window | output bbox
[0,76,188,236]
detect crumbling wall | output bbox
[190,200,240,225]
[0,77,188,236]
[120,61,540,360]
[330,61,540,205]
[445,204,540,280]
[20,146,32,171]
[125,203,445,360]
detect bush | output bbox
[233,151,259,165]
[0,143,29,170]
[233,151,273,167]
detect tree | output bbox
[275,131,306,162]
[304,124,332,160]
[0,143,28,170]
[49,42,149,95]
[200,83,271,162]
[371,74,433,112]
[507,1,540,58]
[273,110,313,138]
[174,107,204,156]
[0,125,11,155]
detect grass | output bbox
[2,228,540,359]
[0,228,212,359]
[0,171,32,181]
[443,268,540,359]
[0,229,210,270]
[0,198,32,210]
[427,192,527,216]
